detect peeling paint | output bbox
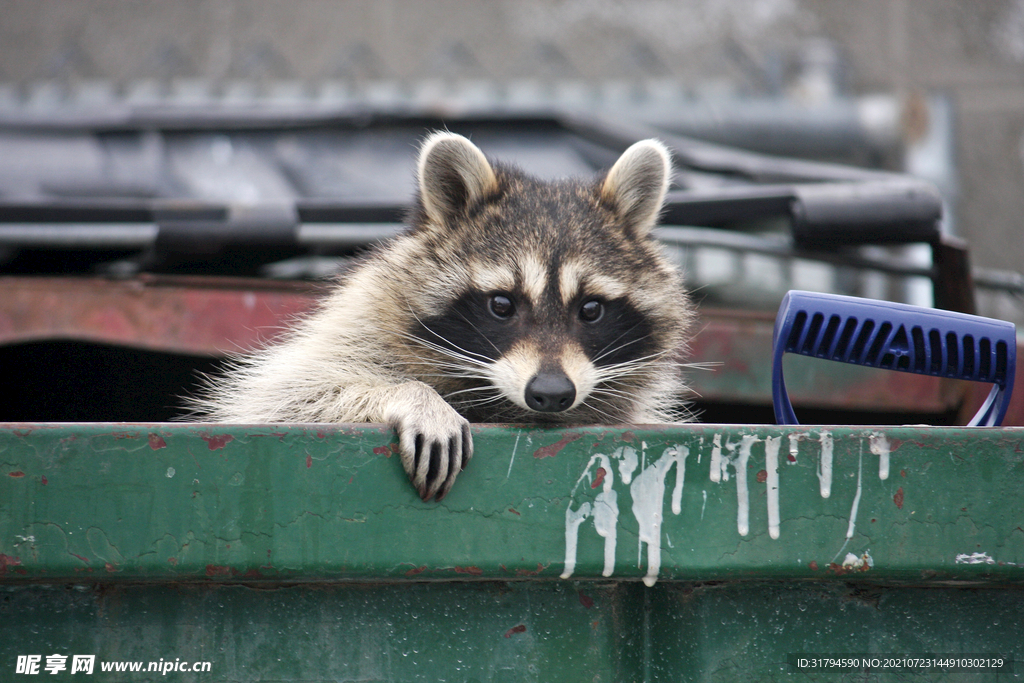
[200,433,234,451]
[205,564,233,577]
[452,566,483,576]
[510,562,548,577]
[533,431,582,459]
[956,552,996,565]
[841,551,873,570]
[0,553,22,575]
[503,624,526,638]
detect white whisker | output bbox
[444,385,501,399]
[453,308,502,357]
[578,397,622,423]
[592,321,645,362]
[404,304,495,364]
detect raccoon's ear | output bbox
[600,139,672,238]
[417,132,499,224]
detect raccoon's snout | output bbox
[525,371,576,413]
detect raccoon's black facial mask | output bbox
[415,290,523,362]
[571,296,656,367]
[414,289,656,369]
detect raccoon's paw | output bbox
[386,389,473,501]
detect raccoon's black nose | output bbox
[525,372,576,413]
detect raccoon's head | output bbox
[398,132,693,423]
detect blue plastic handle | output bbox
[772,290,1016,426]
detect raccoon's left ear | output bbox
[417,132,499,226]
[600,139,672,238]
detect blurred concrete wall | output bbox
[2,0,1023,275]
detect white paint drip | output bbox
[709,433,723,482]
[869,432,890,480]
[787,433,802,465]
[630,446,687,586]
[591,456,618,577]
[817,430,833,498]
[561,429,889,585]
[956,552,995,565]
[706,433,756,536]
[735,435,757,537]
[671,445,689,515]
[845,446,863,540]
[561,453,619,579]
[832,443,864,564]
[616,446,638,484]
[560,502,591,579]
[765,436,781,540]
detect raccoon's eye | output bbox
[489,294,516,319]
[579,299,603,323]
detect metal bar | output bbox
[297,222,405,247]
[655,227,936,280]
[1,423,1022,584]
[4,222,1020,299]
[0,223,157,248]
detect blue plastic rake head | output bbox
[772,291,1017,426]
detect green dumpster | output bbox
[2,423,1022,681]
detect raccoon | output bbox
[191,132,695,501]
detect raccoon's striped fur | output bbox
[191,132,695,501]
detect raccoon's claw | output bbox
[392,408,473,502]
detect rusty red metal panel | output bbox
[0,276,321,355]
